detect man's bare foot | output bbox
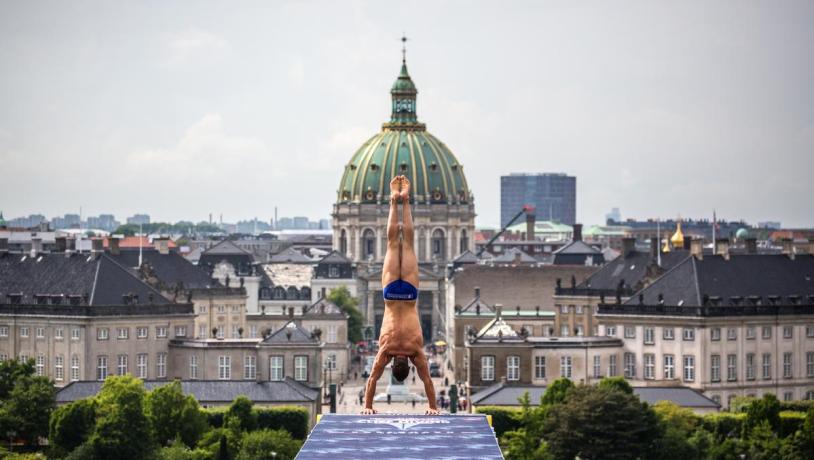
[425,408,440,415]
[400,175,411,202]
[361,407,378,415]
[390,176,402,202]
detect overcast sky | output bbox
[1,1,813,228]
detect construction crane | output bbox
[476,204,535,257]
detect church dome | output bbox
[336,57,471,205]
[670,221,684,248]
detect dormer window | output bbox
[400,162,408,172]
[430,162,438,171]
[370,163,379,171]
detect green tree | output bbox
[652,401,701,460]
[597,376,633,394]
[157,438,211,460]
[146,381,208,447]
[746,420,783,460]
[237,429,302,460]
[226,396,257,432]
[0,359,56,446]
[744,394,781,435]
[87,375,156,459]
[199,427,240,460]
[327,286,364,343]
[216,435,230,460]
[501,392,552,460]
[49,398,97,455]
[540,377,573,406]
[542,384,663,460]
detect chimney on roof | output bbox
[91,238,104,253]
[781,238,794,260]
[495,303,503,319]
[474,286,480,299]
[109,236,120,255]
[715,238,730,260]
[745,238,758,255]
[55,236,67,253]
[526,212,536,241]
[475,303,481,315]
[288,306,294,319]
[572,224,583,242]
[690,238,704,260]
[154,237,170,255]
[321,287,326,299]
[683,236,692,251]
[30,236,42,258]
[513,250,523,265]
[622,237,636,258]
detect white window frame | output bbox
[137,354,148,379]
[218,355,231,380]
[683,355,695,382]
[294,356,308,382]
[270,356,284,381]
[71,328,80,340]
[117,354,128,376]
[624,352,636,379]
[534,356,546,379]
[682,328,695,341]
[97,328,108,340]
[481,356,495,381]
[644,327,654,344]
[156,326,168,338]
[663,327,675,340]
[746,353,756,380]
[36,327,45,338]
[783,352,793,378]
[117,327,128,340]
[644,353,655,379]
[727,354,737,381]
[727,328,737,340]
[746,326,756,339]
[137,326,148,339]
[711,355,721,382]
[762,353,772,380]
[606,326,616,337]
[0,326,8,337]
[762,326,772,339]
[593,355,601,378]
[783,326,793,339]
[664,354,675,379]
[327,325,337,343]
[70,355,80,381]
[175,326,187,338]
[36,353,45,376]
[189,355,199,379]
[20,327,29,338]
[97,355,108,381]
[55,327,64,339]
[157,353,167,378]
[624,326,635,338]
[506,356,520,381]
[711,328,721,341]
[244,355,257,380]
[609,354,618,376]
[55,355,64,381]
[561,355,572,379]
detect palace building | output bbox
[332,46,476,340]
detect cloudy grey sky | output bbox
[1,1,813,228]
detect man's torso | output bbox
[379,300,423,356]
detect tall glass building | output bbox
[500,173,576,227]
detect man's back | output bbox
[379,300,422,355]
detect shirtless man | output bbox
[361,175,439,415]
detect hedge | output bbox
[203,406,309,440]
[700,412,746,439]
[779,411,807,438]
[475,406,522,437]
[779,400,814,412]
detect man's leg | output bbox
[381,177,402,288]
[399,177,420,288]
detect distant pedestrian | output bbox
[354,371,358,380]
[411,399,416,409]
[387,394,392,405]
[444,377,448,387]
[412,375,416,384]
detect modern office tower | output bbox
[501,173,576,227]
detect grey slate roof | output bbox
[306,298,346,316]
[492,248,537,264]
[55,378,319,404]
[552,240,605,266]
[269,247,313,264]
[198,240,255,269]
[261,321,319,345]
[108,248,216,290]
[318,250,352,264]
[0,252,172,305]
[452,250,480,264]
[625,253,814,306]
[470,382,719,409]
[579,250,689,292]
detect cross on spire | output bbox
[401,34,408,63]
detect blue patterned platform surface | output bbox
[296,414,503,460]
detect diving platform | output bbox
[296,414,503,460]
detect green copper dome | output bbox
[337,60,471,205]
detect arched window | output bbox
[260,287,271,300]
[301,287,311,300]
[362,228,376,260]
[460,229,469,254]
[287,287,300,300]
[339,229,347,256]
[432,229,446,259]
[273,286,286,299]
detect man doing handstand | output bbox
[361,175,439,415]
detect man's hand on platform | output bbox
[425,408,440,415]
[361,407,378,415]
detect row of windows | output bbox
[95,353,167,380]
[1,353,81,381]
[0,325,191,340]
[203,355,310,382]
[709,390,814,407]
[610,325,814,343]
[198,305,244,314]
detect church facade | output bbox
[331,51,476,340]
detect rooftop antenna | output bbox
[656,218,661,267]
[138,222,143,267]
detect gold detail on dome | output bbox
[662,238,671,253]
[670,220,684,249]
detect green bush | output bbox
[237,429,302,460]
[475,406,521,437]
[780,400,814,412]
[779,411,807,438]
[255,406,309,440]
[701,412,746,439]
[204,408,227,428]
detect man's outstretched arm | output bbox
[412,352,439,415]
[362,352,389,414]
